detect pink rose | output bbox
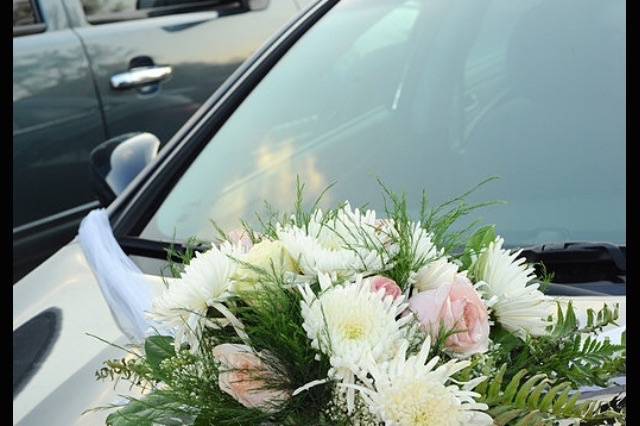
[212,344,290,412]
[409,275,489,356]
[367,275,402,300]
[227,229,254,251]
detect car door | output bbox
[66,0,302,143]
[13,0,106,282]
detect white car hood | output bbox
[13,241,161,425]
[13,241,626,425]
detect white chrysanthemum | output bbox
[404,223,445,289]
[147,243,245,351]
[409,223,439,267]
[297,274,411,410]
[348,338,493,426]
[473,237,552,336]
[278,203,396,278]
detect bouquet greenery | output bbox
[92,180,625,425]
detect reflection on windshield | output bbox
[202,139,332,226]
[143,0,625,246]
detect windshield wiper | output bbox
[118,236,211,262]
[120,237,626,286]
[517,242,625,284]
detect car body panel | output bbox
[13,242,166,425]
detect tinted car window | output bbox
[13,0,38,26]
[143,0,625,247]
[81,0,234,22]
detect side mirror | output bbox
[243,0,269,11]
[90,132,160,206]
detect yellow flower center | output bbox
[384,382,461,426]
[342,322,366,340]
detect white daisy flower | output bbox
[473,237,552,337]
[348,338,493,426]
[278,203,395,279]
[147,243,246,352]
[297,273,412,411]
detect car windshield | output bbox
[142,0,625,247]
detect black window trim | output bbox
[109,0,335,249]
[83,0,247,25]
[13,0,46,36]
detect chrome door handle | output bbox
[110,66,173,90]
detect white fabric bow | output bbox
[78,208,155,343]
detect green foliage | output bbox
[491,303,625,388]
[418,176,504,256]
[527,261,555,294]
[292,175,336,233]
[582,303,621,334]
[230,267,333,423]
[253,176,335,239]
[162,236,211,280]
[145,336,176,376]
[106,391,196,426]
[376,177,501,288]
[459,224,496,272]
[475,364,625,425]
[95,356,153,388]
[377,181,417,288]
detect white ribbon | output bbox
[78,208,155,343]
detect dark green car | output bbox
[13,0,311,281]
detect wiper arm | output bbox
[517,242,626,283]
[118,236,211,262]
[119,237,626,285]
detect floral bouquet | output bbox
[93,182,625,425]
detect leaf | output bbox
[527,378,550,410]
[145,336,175,371]
[551,302,578,338]
[513,410,544,426]
[492,408,527,425]
[487,364,507,403]
[106,392,192,426]
[503,370,528,404]
[491,325,524,353]
[468,225,497,252]
[540,383,570,412]
[476,366,623,424]
[514,374,546,408]
[460,225,496,269]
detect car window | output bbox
[142,0,625,248]
[13,0,46,36]
[13,0,38,26]
[81,0,238,24]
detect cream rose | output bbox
[413,257,459,292]
[233,240,298,293]
[213,343,290,412]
